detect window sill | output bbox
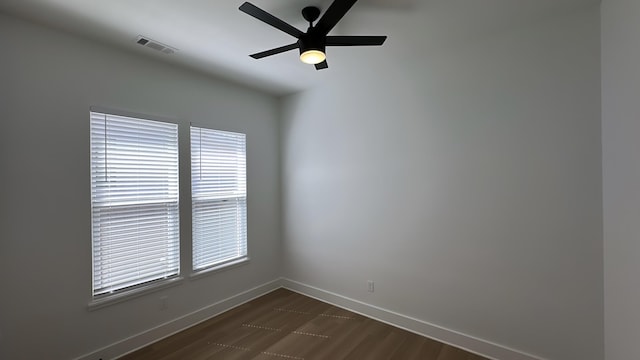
[87,276,184,311]
[190,257,250,280]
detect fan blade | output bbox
[250,43,299,59]
[315,60,328,70]
[326,35,387,46]
[239,2,303,38]
[314,0,358,35]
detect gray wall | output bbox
[281,7,602,360]
[0,14,281,360]
[602,0,640,359]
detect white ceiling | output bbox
[0,0,600,95]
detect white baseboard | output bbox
[76,277,544,360]
[281,278,545,360]
[74,278,282,360]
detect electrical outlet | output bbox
[160,295,168,310]
[367,280,374,293]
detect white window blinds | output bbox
[191,127,247,271]
[90,111,180,297]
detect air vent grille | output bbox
[135,36,177,54]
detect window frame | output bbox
[189,125,249,276]
[88,107,184,309]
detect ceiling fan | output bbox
[239,0,387,70]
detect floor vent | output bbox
[135,36,177,54]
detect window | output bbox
[90,111,180,298]
[191,126,247,271]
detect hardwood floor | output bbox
[119,288,489,360]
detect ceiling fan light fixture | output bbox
[300,49,326,64]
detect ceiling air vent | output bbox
[135,36,177,54]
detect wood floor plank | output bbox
[437,345,487,360]
[395,338,441,359]
[119,289,489,360]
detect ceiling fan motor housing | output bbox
[298,33,326,56]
